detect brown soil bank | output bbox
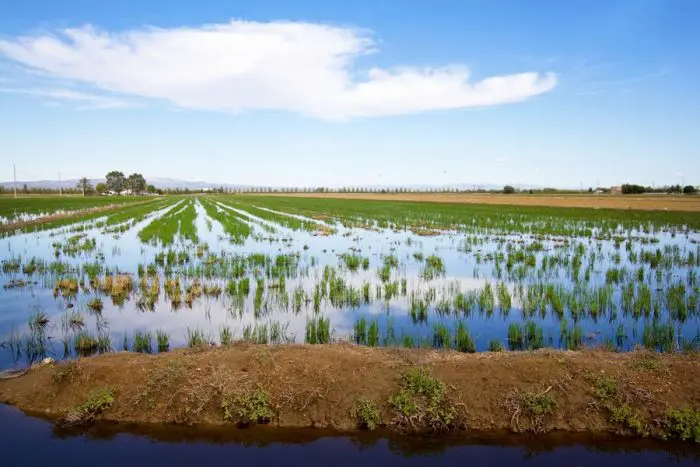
[265,192,700,212]
[1,345,699,441]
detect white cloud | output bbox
[0,21,557,119]
[1,87,135,109]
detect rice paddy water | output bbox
[1,195,699,369]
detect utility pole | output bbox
[13,163,17,199]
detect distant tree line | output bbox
[621,184,696,195]
[2,179,696,196]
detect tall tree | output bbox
[127,173,147,193]
[76,177,93,196]
[105,171,125,193]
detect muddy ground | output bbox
[1,345,698,439]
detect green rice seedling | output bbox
[292,286,305,314]
[642,321,675,352]
[73,331,98,356]
[226,279,237,297]
[432,322,451,349]
[377,264,392,282]
[634,283,653,318]
[156,330,170,352]
[435,299,451,316]
[133,330,153,353]
[354,317,368,345]
[253,323,269,344]
[409,296,429,323]
[454,321,475,353]
[96,333,111,353]
[605,267,625,284]
[362,257,370,270]
[615,324,627,350]
[477,282,495,315]
[508,323,524,350]
[524,321,545,350]
[489,339,504,352]
[497,282,511,315]
[203,283,222,297]
[242,323,253,342]
[383,281,399,301]
[269,321,290,344]
[559,320,583,350]
[239,277,251,296]
[680,334,700,353]
[368,319,380,347]
[361,282,371,304]
[186,327,207,348]
[666,282,688,322]
[383,317,397,346]
[219,325,233,346]
[454,292,473,316]
[305,316,330,344]
[421,255,446,280]
[313,286,321,313]
[341,253,363,271]
[24,329,48,363]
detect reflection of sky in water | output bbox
[1,199,699,369]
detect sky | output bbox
[0,0,699,188]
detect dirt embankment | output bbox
[1,345,698,440]
[262,193,700,212]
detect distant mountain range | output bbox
[0,178,546,191]
[0,177,247,191]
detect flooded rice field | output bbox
[1,195,699,370]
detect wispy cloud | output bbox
[570,59,668,97]
[1,87,136,109]
[0,21,557,119]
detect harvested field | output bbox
[262,192,700,212]
[1,345,698,441]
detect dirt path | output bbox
[260,193,700,212]
[1,345,698,440]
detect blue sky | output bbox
[1,0,698,188]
